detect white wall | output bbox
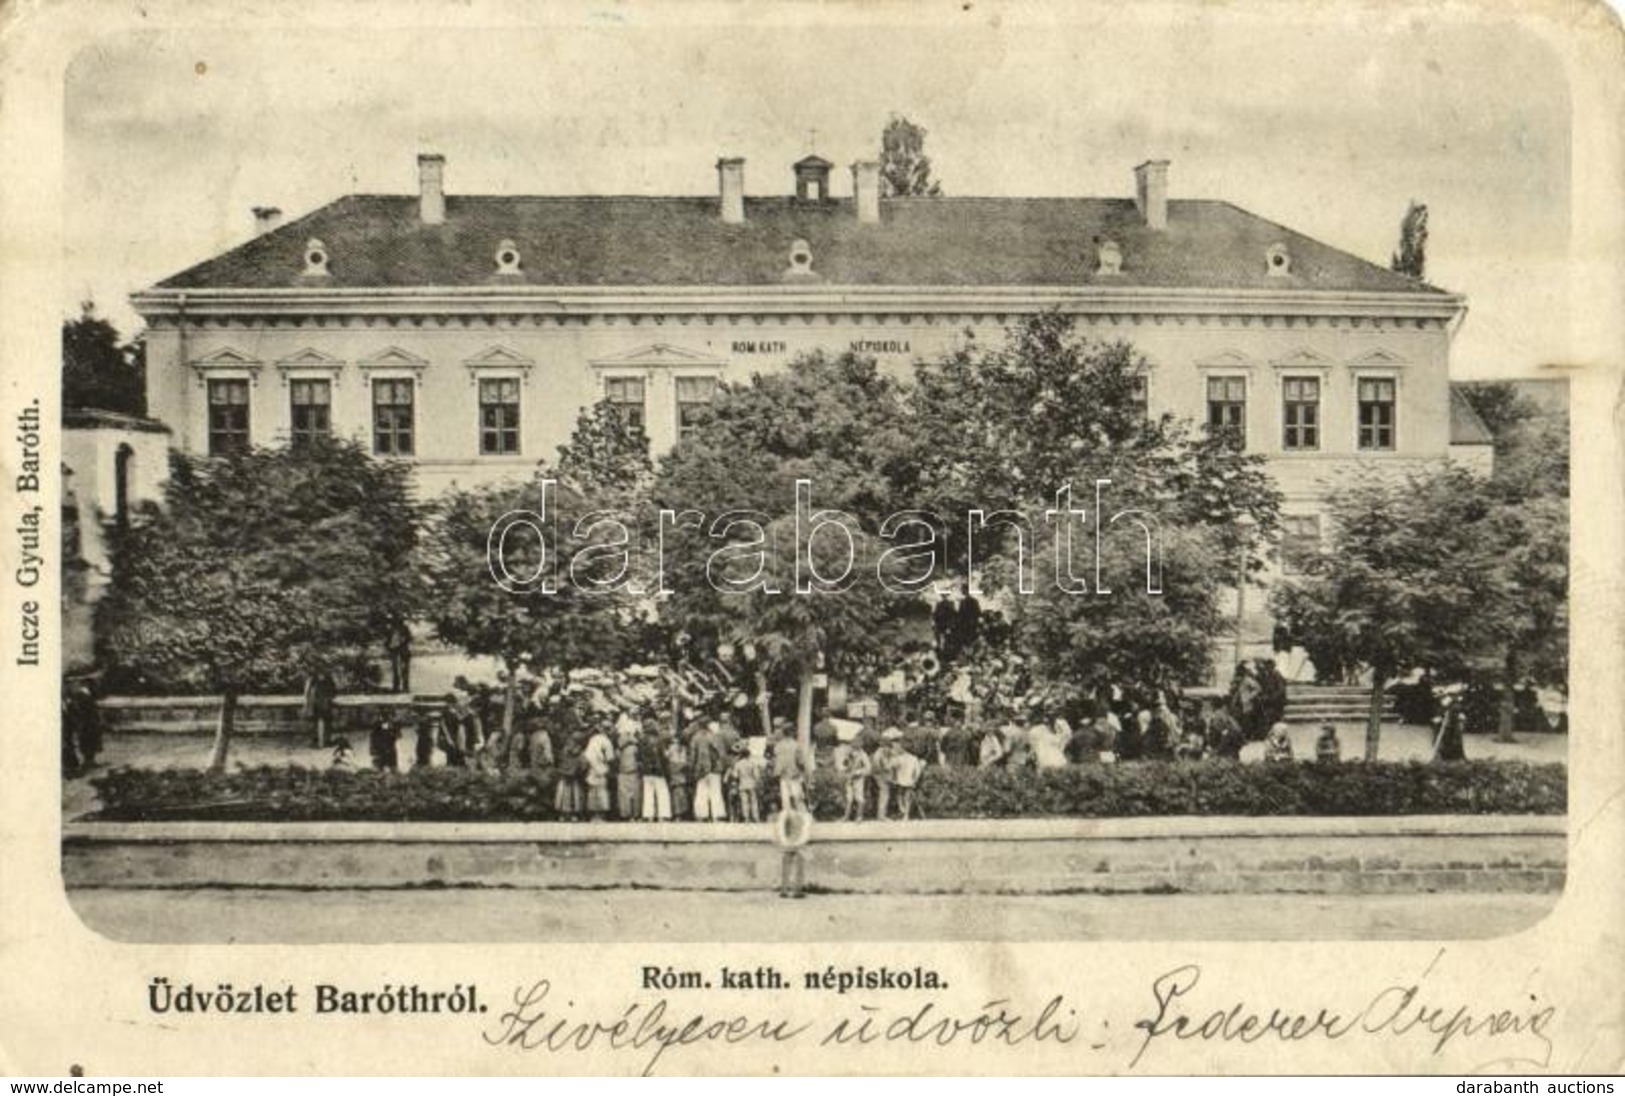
[142,309,1456,506]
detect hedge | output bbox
[89,759,1565,823]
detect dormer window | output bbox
[1095,238,1123,276]
[1266,243,1292,277]
[787,238,814,275]
[303,238,330,277]
[495,239,522,275]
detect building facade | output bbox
[133,153,1488,544]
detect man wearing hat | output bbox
[727,740,763,823]
[772,721,812,813]
[692,719,728,821]
[873,728,905,820]
[615,719,643,820]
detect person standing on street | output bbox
[728,742,764,823]
[638,717,672,821]
[615,722,642,821]
[691,719,729,821]
[954,581,981,656]
[774,804,812,899]
[665,730,693,821]
[385,619,413,693]
[772,722,812,814]
[583,723,615,822]
[839,742,872,820]
[303,667,337,749]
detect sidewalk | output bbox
[66,886,1560,944]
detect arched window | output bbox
[114,443,134,527]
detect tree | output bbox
[880,114,943,198]
[63,303,146,415]
[97,438,421,770]
[652,352,917,749]
[555,398,654,499]
[1454,383,1568,732]
[1457,380,1569,500]
[1269,466,1520,760]
[1016,526,1228,696]
[1390,200,1429,280]
[907,312,1282,693]
[421,473,634,743]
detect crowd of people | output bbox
[343,699,821,823]
[329,659,1373,824]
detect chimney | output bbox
[1133,160,1169,231]
[418,153,446,225]
[851,161,880,224]
[251,206,282,235]
[717,157,745,224]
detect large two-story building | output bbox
[131,152,1491,580]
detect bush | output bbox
[90,759,1565,823]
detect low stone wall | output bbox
[62,815,1565,896]
[99,695,437,736]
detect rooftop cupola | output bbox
[793,155,833,202]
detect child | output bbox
[1314,722,1342,763]
[368,719,397,772]
[330,736,355,770]
[890,744,926,821]
[728,743,763,823]
[1175,724,1208,761]
[840,743,872,821]
[774,804,812,899]
[977,724,1006,768]
[1265,721,1295,763]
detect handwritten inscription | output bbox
[1130,952,1556,1070]
[482,978,809,1076]
[484,978,1075,1075]
[481,950,1559,1074]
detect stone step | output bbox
[1286,700,1396,709]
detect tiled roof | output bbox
[153,194,1448,295]
[63,407,171,433]
[1448,385,1495,445]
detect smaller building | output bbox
[62,407,170,590]
[1446,384,1495,475]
